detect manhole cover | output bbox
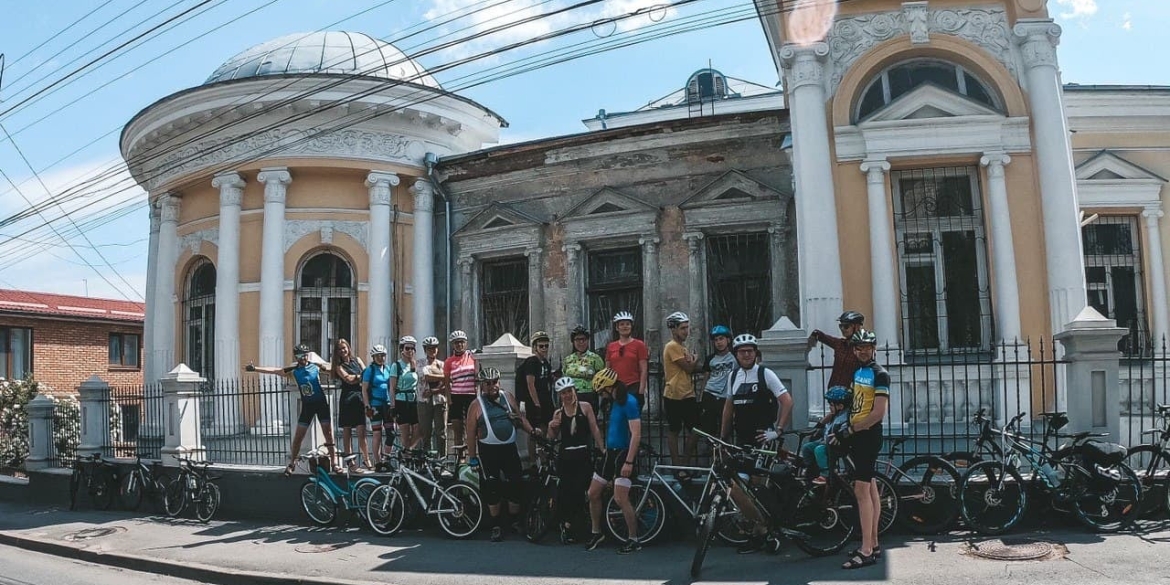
[295,544,340,554]
[964,539,1063,561]
[63,526,126,541]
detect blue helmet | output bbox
[710,325,732,339]
[825,386,852,405]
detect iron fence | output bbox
[200,377,291,466]
[1120,336,1170,448]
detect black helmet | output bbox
[849,329,878,346]
[570,325,590,340]
[293,344,311,357]
[838,311,865,325]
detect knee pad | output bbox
[614,477,632,489]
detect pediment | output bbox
[1076,150,1167,182]
[562,187,658,221]
[861,84,1001,124]
[681,170,785,209]
[454,202,543,236]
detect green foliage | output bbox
[0,378,40,468]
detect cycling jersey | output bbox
[562,350,605,394]
[444,353,477,396]
[292,364,326,403]
[362,363,392,406]
[727,365,787,446]
[476,393,517,445]
[849,360,890,426]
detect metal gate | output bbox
[480,257,529,346]
[706,232,771,336]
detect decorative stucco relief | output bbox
[283,220,367,253]
[180,228,219,256]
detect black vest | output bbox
[729,366,777,445]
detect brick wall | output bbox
[2,316,144,393]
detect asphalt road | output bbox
[0,544,209,585]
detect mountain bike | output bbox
[298,452,383,527]
[118,455,169,512]
[959,411,1142,534]
[365,450,483,539]
[524,436,562,543]
[69,453,120,511]
[163,456,222,523]
[944,408,1005,470]
[1121,403,1170,517]
[876,437,962,534]
[788,428,899,536]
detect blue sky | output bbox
[0,0,1165,300]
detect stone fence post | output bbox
[160,364,207,465]
[77,375,110,458]
[1054,307,1127,443]
[758,317,812,430]
[25,395,57,471]
[476,334,533,456]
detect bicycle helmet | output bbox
[449,330,468,342]
[709,325,732,339]
[592,368,619,390]
[732,334,758,351]
[370,344,388,357]
[666,311,690,329]
[554,376,576,393]
[398,335,417,347]
[422,336,440,347]
[477,367,501,382]
[612,311,634,324]
[838,311,865,325]
[849,329,878,346]
[530,331,550,345]
[293,344,311,358]
[570,325,590,340]
[825,386,852,405]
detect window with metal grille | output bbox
[1082,215,1147,352]
[296,252,355,362]
[479,257,529,346]
[0,327,32,380]
[706,233,772,336]
[587,247,643,346]
[182,258,215,376]
[108,333,140,368]
[892,166,993,353]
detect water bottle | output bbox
[1038,462,1063,488]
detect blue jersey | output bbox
[606,393,641,450]
[293,364,326,403]
[363,363,392,405]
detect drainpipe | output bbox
[424,152,453,337]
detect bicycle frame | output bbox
[310,466,379,511]
[390,462,463,516]
[638,463,724,521]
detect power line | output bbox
[2,0,117,70]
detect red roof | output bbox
[0,288,145,323]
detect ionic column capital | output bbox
[159,194,181,224]
[859,158,891,183]
[365,171,399,207]
[410,178,435,212]
[639,236,660,252]
[257,167,291,204]
[212,172,245,207]
[1013,20,1062,69]
[778,42,830,91]
[682,232,704,254]
[1143,207,1165,224]
[562,242,581,259]
[980,152,1012,177]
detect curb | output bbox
[0,530,384,585]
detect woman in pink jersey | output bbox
[443,330,477,448]
[604,311,649,409]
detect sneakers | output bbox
[490,526,503,542]
[585,532,606,551]
[560,525,577,545]
[617,539,642,555]
[811,475,827,486]
[737,534,767,555]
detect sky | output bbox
[0,0,1166,302]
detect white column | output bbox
[1143,208,1169,343]
[563,242,582,327]
[779,42,844,334]
[526,247,544,334]
[459,256,474,340]
[143,197,161,383]
[980,153,1023,343]
[212,172,245,381]
[153,194,180,377]
[683,232,705,343]
[367,171,399,350]
[1013,21,1088,330]
[257,167,290,367]
[640,237,661,349]
[860,158,899,350]
[411,178,436,341]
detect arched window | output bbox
[686,69,728,103]
[856,59,1001,122]
[182,258,216,377]
[295,251,355,361]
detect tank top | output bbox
[476,393,516,445]
[558,404,591,453]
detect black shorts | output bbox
[664,397,699,433]
[395,401,419,425]
[522,393,552,427]
[338,391,366,428]
[846,424,883,482]
[595,448,633,483]
[369,404,392,426]
[699,393,724,436]
[449,394,476,422]
[297,400,331,426]
[479,441,524,484]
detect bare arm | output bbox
[249,365,290,377]
[639,358,648,393]
[776,392,793,431]
[584,403,604,451]
[466,401,481,459]
[622,419,641,476]
[720,396,734,440]
[526,374,541,407]
[547,410,562,440]
[508,392,539,436]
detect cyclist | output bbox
[562,325,605,412]
[330,339,369,471]
[698,325,735,437]
[808,311,866,390]
[834,329,888,570]
[719,333,793,554]
[362,345,394,464]
[519,331,555,427]
[663,311,700,472]
[417,336,449,456]
[444,330,477,452]
[247,344,338,476]
[465,366,542,542]
[389,336,420,451]
[547,376,604,544]
[605,311,649,408]
[585,368,643,554]
[802,386,852,485]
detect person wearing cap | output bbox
[443,330,477,448]
[547,376,604,544]
[562,325,605,413]
[520,330,555,428]
[698,325,735,437]
[417,336,448,456]
[809,311,866,390]
[246,344,337,476]
[362,344,395,465]
[663,311,700,471]
[605,311,649,408]
[389,336,421,451]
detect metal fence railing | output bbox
[200,377,289,466]
[1120,336,1170,448]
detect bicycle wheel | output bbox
[195,483,221,523]
[874,474,898,535]
[691,492,723,579]
[524,491,555,543]
[68,467,82,511]
[1073,463,1142,532]
[791,483,858,556]
[605,484,667,544]
[895,456,961,534]
[163,477,187,517]
[150,473,170,514]
[959,461,1027,535]
[1121,444,1170,518]
[300,480,337,526]
[351,480,379,521]
[436,481,482,539]
[366,484,407,536]
[91,468,117,511]
[119,469,146,511]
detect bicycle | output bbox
[523,436,561,543]
[788,428,899,536]
[163,456,222,523]
[875,437,962,534]
[959,411,1142,534]
[69,453,120,511]
[365,449,483,539]
[944,408,1004,470]
[118,455,169,512]
[1121,403,1170,517]
[298,451,383,527]
[601,445,668,545]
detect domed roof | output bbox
[204,31,440,88]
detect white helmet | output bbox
[399,335,417,347]
[370,344,388,357]
[666,311,690,329]
[449,330,468,342]
[422,336,440,347]
[612,311,634,324]
[732,334,758,351]
[554,376,576,393]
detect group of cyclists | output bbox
[247,308,890,568]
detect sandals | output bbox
[847,545,882,559]
[284,462,297,477]
[842,551,879,570]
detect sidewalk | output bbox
[1,501,1168,585]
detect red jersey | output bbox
[606,338,648,386]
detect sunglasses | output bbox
[402,347,416,352]
[536,343,550,349]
